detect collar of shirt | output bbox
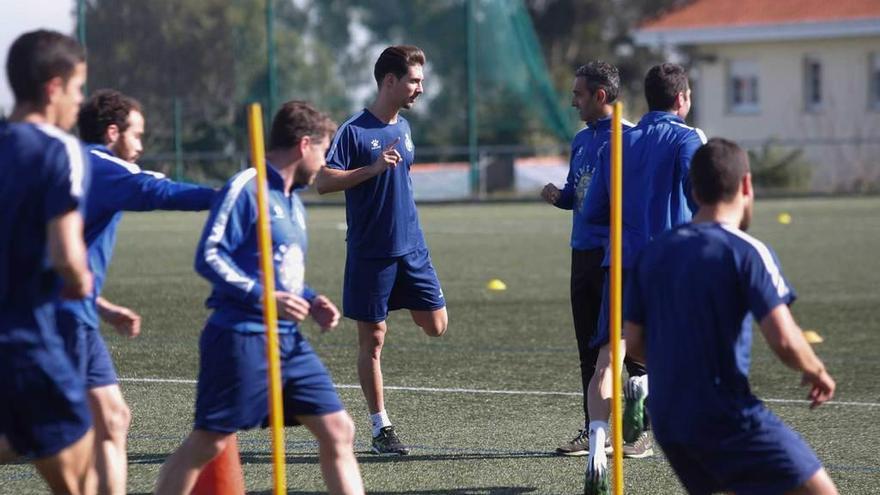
[585,116,613,132]
[87,143,114,156]
[265,161,287,193]
[639,111,685,127]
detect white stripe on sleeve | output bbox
[326,110,365,163]
[722,225,790,298]
[36,124,85,198]
[203,168,258,294]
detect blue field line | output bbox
[118,377,880,408]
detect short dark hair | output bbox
[644,63,689,111]
[269,100,336,151]
[373,45,425,86]
[77,89,143,144]
[6,30,85,104]
[575,61,620,103]
[690,137,750,205]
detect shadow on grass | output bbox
[253,489,537,494]
[242,449,559,465]
[128,449,559,467]
[132,490,535,495]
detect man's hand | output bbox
[802,367,835,409]
[276,291,311,322]
[309,295,341,332]
[97,298,141,338]
[368,138,402,175]
[541,183,561,205]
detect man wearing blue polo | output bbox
[0,30,95,494]
[541,61,634,456]
[155,101,363,495]
[623,138,838,495]
[316,45,447,455]
[583,63,708,488]
[55,89,216,495]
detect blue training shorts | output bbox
[591,268,631,348]
[57,309,118,388]
[0,308,92,459]
[659,411,822,495]
[194,323,344,433]
[343,246,445,323]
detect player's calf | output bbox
[90,385,131,495]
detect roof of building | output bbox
[635,0,880,46]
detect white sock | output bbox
[589,420,609,450]
[370,410,391,437]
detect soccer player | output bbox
[583,63,708,485]
[316,45,447,455]
[154,101,364,494]
[55,89,216,495]
[542,61,635,456]
[623,137,839,495]
[0,30,95,494]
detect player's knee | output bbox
[97,398,131,442]
[320,414,356,455]
[416,310,447,337]
[108,402,132,438]
[360,330,385,353]
[197,433,233,461]
[422,319,447,337]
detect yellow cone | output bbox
[777,212,792,225]
[486,278,507,291]
[803,330,824,344]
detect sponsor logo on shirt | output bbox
[371,139,381,150]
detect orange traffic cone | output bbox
[191,433,246,495]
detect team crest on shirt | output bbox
[575,169,592,212]
[404,133,414,153]
[575,146,584,158]
[371,139,380,150]
[273,205,285,218]
[276,243,305,294]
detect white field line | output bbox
[119,377,880,408]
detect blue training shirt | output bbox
[585,111,707,267]
[55,145,215,329]
[0,121,88,316]
[555,117,635,251]
[325,109,424,258]
[625,222,796,444]
[194,165,317,334]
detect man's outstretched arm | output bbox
[759,304,835,408]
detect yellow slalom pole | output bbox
[610,101,624,495]
[247,103,287,495]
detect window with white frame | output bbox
[871,53,880,111]
[804,56,823,112]
[728,59,760,114]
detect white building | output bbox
[635,0,880,191]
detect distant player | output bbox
[155,101,364,494]
[624,137,839,495]
[583,63,708,488]
[55,89,216,495]
[0,30,95,494]
[316,45,447,455]
[541,61,635,456]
